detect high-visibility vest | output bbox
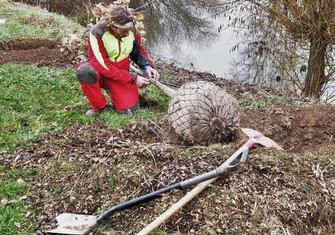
[102,31,134,62]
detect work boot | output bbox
[122,109,133,115]
[121,102,140,115]
[85,108,101,117]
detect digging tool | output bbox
[136,128,283,234]
[47,128,282,235]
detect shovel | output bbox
[137,128,283,234]
[47,128,282,235]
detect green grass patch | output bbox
[140,85,170,110]
[240,95,297,110]
[0,166,37,235]
[0,64,90,151]
[0,0,82,41]
[0,63,168,152]
[301,182,313,195]
[101,107,164,129]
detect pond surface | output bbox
[137,0,241,79]
[151,20,239,78]
[134,1,335,103]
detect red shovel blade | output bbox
[241,128,283,150]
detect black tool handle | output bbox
[96,182,182,224]
[97,147,249,224]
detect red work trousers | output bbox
[77,61,139,112]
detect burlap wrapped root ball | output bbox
[168,81,240,145]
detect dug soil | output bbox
[1,39,335,234]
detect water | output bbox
[140,0,240,78]
[136,0,335,103]
[152,20,239,78]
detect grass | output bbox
[0,64,168,151]
[0,1,168,232]
[100,107,164,129]
[0,167,37,235]
[0,64,90,151]
[0,1,81,230]
[0,0,82,41]
[240,95,297,110]
[2,1,333,234]
[140,85,170,110]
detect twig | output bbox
[133,0,158,11]
[139,142,157,167]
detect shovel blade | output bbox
[47,213,98,235]
[241,128,283,150]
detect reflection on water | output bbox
[140,0,221,48]
[131,0,237,77]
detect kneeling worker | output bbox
[76,6,160,116]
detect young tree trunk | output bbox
[302,34,327,99]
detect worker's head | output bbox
[105,6,134,37]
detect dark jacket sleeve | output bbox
[130,35,152,70]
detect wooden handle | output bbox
[136,177,217,235]
[130,64,176,98]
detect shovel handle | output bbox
[96,182,182,224]
[136,178,216,235]
[130,64,176,98]
[180,147,249,188]
[96,144,251,224]
[136,140,256,235]
[136,132,282,234]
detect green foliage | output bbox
[100,111,133,129]
[108,167,120,187]
[0,64,89,151]
[140,85,170,110]
[152,229,166,235]
[287,158,304,174]
[0,63,166,152]
[257,149,288,166]
[75,8,96,27]
[299,64,307,74]
[100,107,163,129]
[0,167,37,235]
[249,100,267,110]
[241,95,296,110]
[0,0,82,41]
[301,182,312,195]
